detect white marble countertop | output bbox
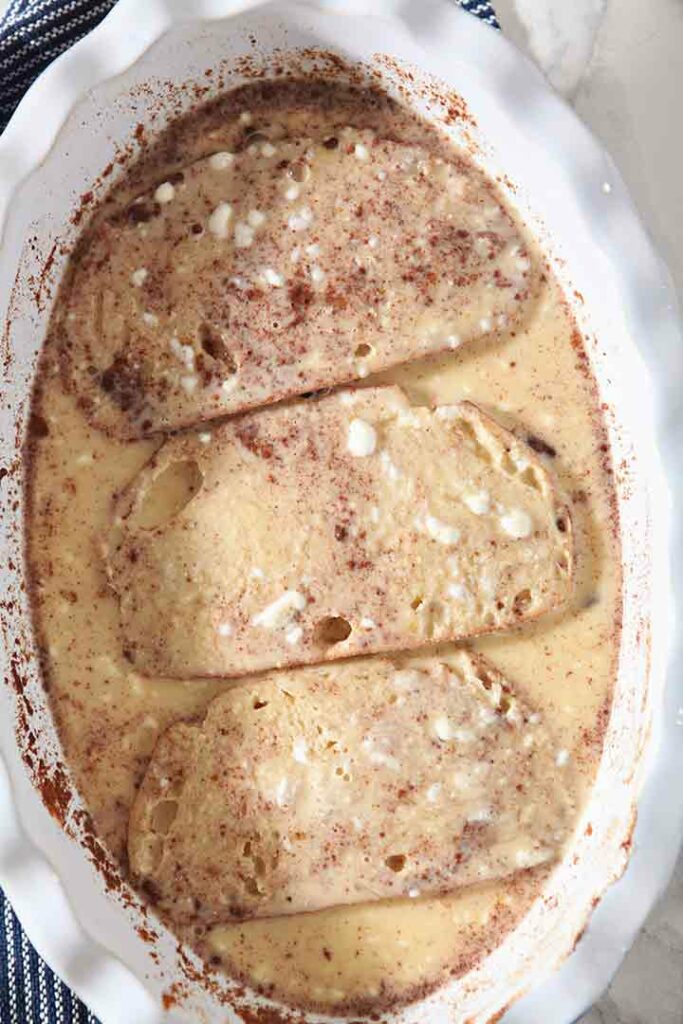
[494,2,683,1022]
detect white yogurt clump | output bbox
[130,267,148,287]
[347,418,377,457]
[424,514,460,546]
[247,208,266,228]
[392,670,422,691]
[275,776,293,808]
[433,716,453,741]
[379,450,402,481]
[169,337,195,370]
[288,206,314,232]
[252,590,307,630]
[285,625,303,646]
[292,737,308,763]
[209,151,234,170]
[463,490,491,516]
[500,508,533,539]
[208,202,233,239]
[434,405,460,421]
[234,221,255,248]
[154,181,175,204]
[260,267,284,288]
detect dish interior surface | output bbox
[0,5,662,1024]
[25,73,621,1016]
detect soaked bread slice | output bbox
[104,387,573,678]
[60,127,539,438]
[128,650,574,926]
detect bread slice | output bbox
[60,127,539,438]
[104,387,573,679]
[128,650,574,926]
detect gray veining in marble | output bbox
[495,1,683,1021]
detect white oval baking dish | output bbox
[1,2,682,1023]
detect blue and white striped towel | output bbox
[0,0,498,1020]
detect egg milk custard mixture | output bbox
[25,79,621,1015]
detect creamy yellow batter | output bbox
[25,79,621,1015]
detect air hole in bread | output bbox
[500,450,516,475]
[355,343,373,358]
[242,841,266,878]
[244,131,270,149]
[316,616,352,645]
[132,460,204,531]
[125,199,161,224]
[288,160,310,183]
[100,353,142,413]
[139,835,163,875]
[411,595,424,611]
[198,322,237,373]
[150,799,179,835]
[476,669,493,691]
[556,515,568,534]
[253,699,269,710]
[557,555,570,573]
[521,465,542,491]
[457,420,493,466]
[513,588,533,616]
[385,854,406,872]
[457,418,476,442]
[244,877,264,896]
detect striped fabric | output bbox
[0,0,498,1020]
[1,899,96,1024]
